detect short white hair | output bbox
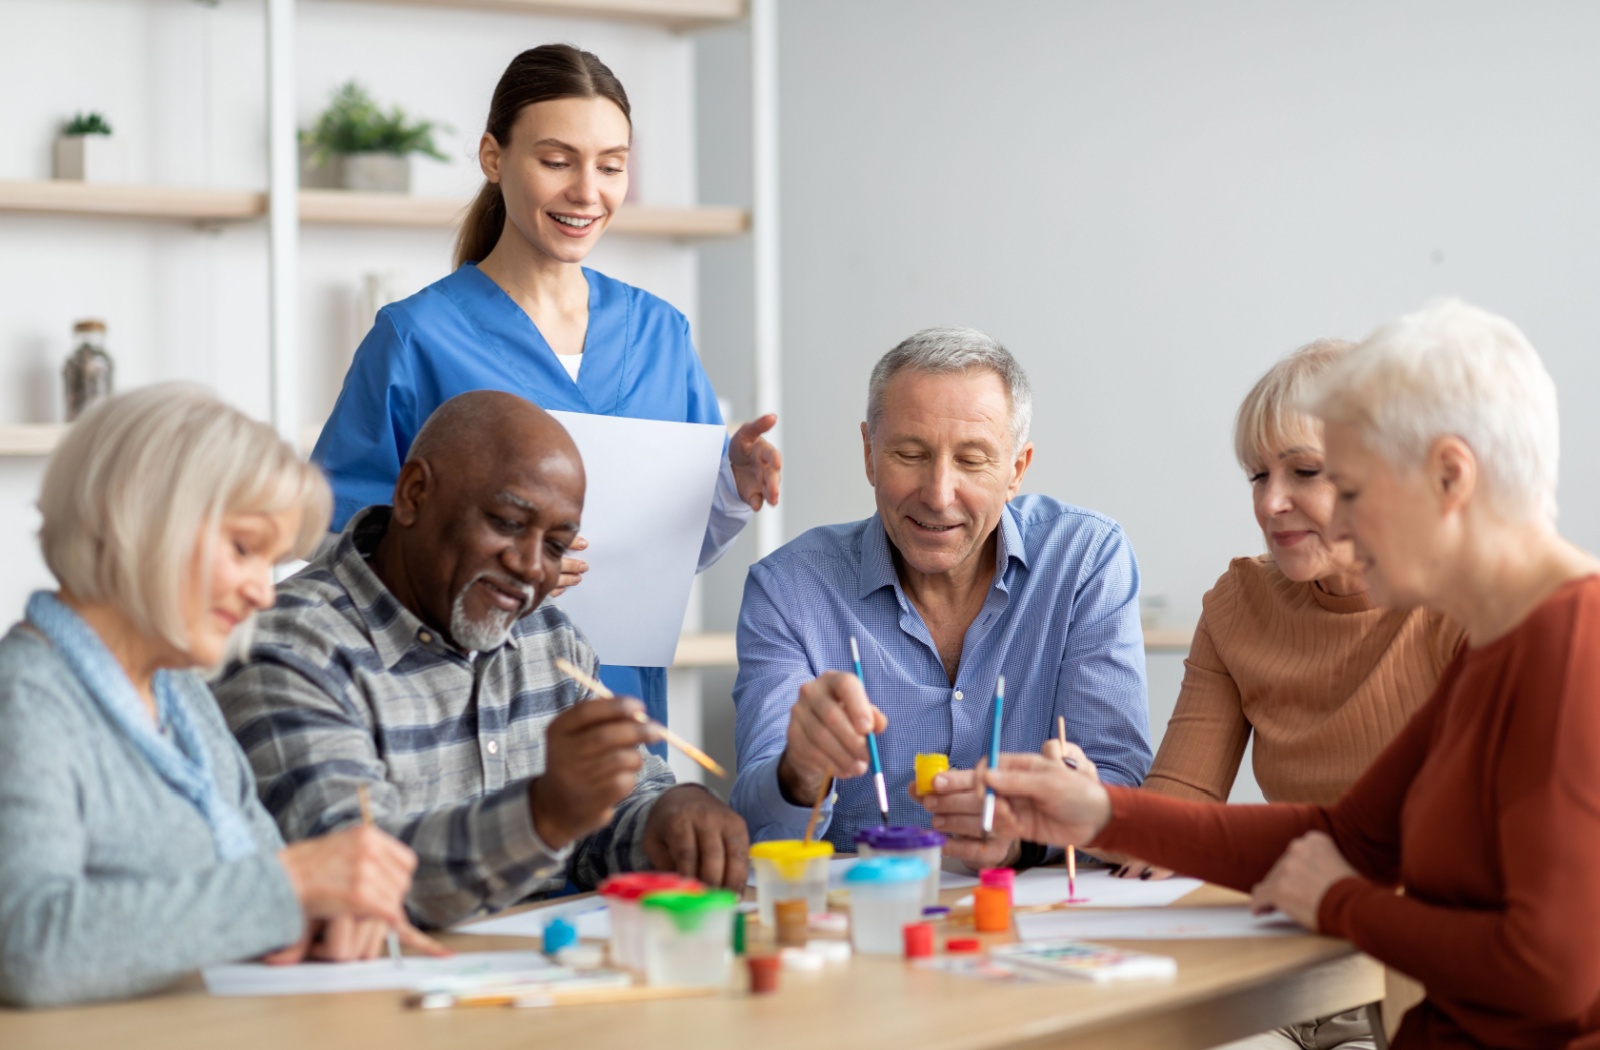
[866,326,1033,453]
[1303,298,1559,523]
[37,384,332,651]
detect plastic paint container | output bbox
[973,884,1011,933]
[599,872,703,971]
[640,889,740,988]
[979,867,1016,901]
[773,898,810,947]
[542,916,577,955]
[913,753,950,795]
[902,922,935,959]
[748,839,834,927]
[747,954,780,994]
[855,825,946,907]
[844,856,931,954]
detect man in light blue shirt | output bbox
[731,327,1151,868]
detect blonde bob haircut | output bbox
[1303,298,1560,524]
[37,383,332,651]
[1233,339,1355,474]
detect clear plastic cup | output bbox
[748,839,834,927]
[599,872,703,971]
[854,825,945,907]
[844,856,930,954]
[640,889,739,987]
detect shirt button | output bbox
[953,689,964,701]
[418,631,433,645]
[486,740,500,755]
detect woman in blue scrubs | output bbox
[313,44,781,730]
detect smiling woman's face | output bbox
[480,95,630,267]
[1246,418,1361,586]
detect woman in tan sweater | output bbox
[1130,340,1461,836]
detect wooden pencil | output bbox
[554,658,728,778]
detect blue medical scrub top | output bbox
[312,263,733,732]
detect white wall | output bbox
[0,0,704,624]
[696,1,1600,799]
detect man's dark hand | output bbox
[529,696,653,850]
[642,785,750,890]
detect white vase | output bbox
[53,135,127,183]
[339,153,411,194]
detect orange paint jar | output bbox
[973,884,1011,933]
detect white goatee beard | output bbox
[448,573,529,652]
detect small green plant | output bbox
[63,112,113,136]
[301,81,449,163]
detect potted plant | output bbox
[53,112,126,183]
[301,81,449,193]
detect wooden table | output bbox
[0,884,1383,1050]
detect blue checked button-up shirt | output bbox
[214,507,673,928]
[731,494,1152,850]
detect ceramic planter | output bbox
[339,153,411,193]
[53,134,126,182]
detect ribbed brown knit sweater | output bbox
[1145,556,1462,805]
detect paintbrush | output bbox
[356,783,404,968]
[982,676,1005,835]
[553,658,728,778]
[1058,716,1077,901]
[848,636,890,827]
[803,773,830,845]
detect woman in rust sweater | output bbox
[986,299,1600,1050]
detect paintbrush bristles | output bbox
[552,657,727,778]
[803,775,829,845]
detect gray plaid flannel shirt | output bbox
[214,507,674,928]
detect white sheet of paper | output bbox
[202,950,555,997]
[454,896,612,940]
[1015,906,1303,942]
[954,869,1203,909]
[546,412,725,667]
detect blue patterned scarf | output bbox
[25,591,258,862]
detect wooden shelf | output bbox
[313,0,745,31]
[299,190,748,237]
[0,180,262,224]
[0,424,67,457]
[0,181,749,240]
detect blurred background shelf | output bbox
[0,180,262,223]
[670,627,1195,670]
[0,424,67,457]
[0,181,749,239]
[317,0,745,31]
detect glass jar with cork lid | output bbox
[64,319,114,421]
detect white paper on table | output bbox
[952,868,1204,910]
[1015,906,1303,942]
[202,950,555,997]
[454,896,611,940]
[545,412,725,668]
[745,855,982,890]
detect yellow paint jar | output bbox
[914,753,950,795]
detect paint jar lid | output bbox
[598,872,703,901]
[854,825,945,850]
[542,917,577,954]
[946,937,981,953]
[978,867,1016,889]
[750,839,835,880]
[843,856,930,885]
[641,889,739,933]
